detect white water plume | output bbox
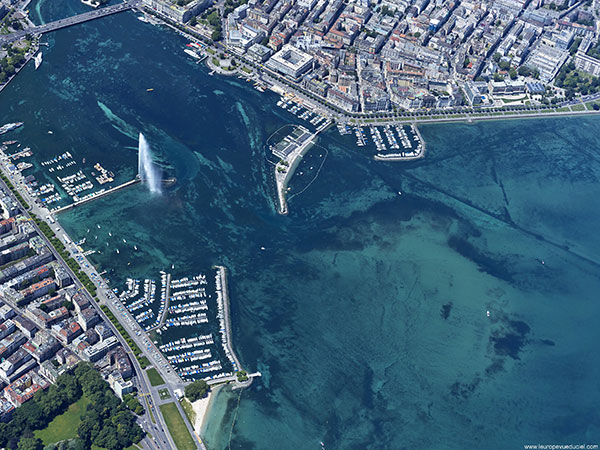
[138,132,162,194]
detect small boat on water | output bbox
[146,88,154,92]
[97,224,101,229]
[108,232,112,237]
[116,249,120,254]
[134,245,138,251]
[184,48,202,60]
[34,52,42,70]
[123,238,127,243]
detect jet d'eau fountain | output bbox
[138,132,162,194]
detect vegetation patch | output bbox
[585,101,600,110]
[146,368,166,387]
[184,379,208,401]
[158,388,171,400]
[159,403,196,450]
[179,398,196,426]
[34,396,91,445]
[0,363,143,450]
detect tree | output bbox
[17,437,43,450]
[185,379,209,401]
[518,65,531,77]
[189,16,197,26]
[62,299,74,311]
[124,394,144,415]
[509,67,517,80]
[493,52,502,63]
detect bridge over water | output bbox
[0,0,139,46]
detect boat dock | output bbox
[147,272,172,331]
[373,123,426,162]
[215,265,243,373]
[53,177,140,214]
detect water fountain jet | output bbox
[138,132,162,194]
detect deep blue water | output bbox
[1,3,600,449]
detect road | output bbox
[0,0,139,46]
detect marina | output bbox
[335,122,425,161]
[116,267,242,382]
[277,95,330,132]
[0,131,140,212]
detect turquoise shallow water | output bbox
[2,3,600,449]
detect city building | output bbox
[3,370,50,407]
[267,44,314,79]
[142,0,210,23]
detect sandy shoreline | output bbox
[191,385,222,436]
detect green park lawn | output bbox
[146,367,166,386]
[35,396,141,450]
[35,396,90,445]
[159,403,196,450]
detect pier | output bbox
[215,265,243,374]
[147,272,171,331]
[53,177,140,214]
[0,0,138,46]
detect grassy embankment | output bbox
[159,403,197,450]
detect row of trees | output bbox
[0,173,30,209]
[99,304,148,368]
[30,214,97,296]
[0,363,144,450]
